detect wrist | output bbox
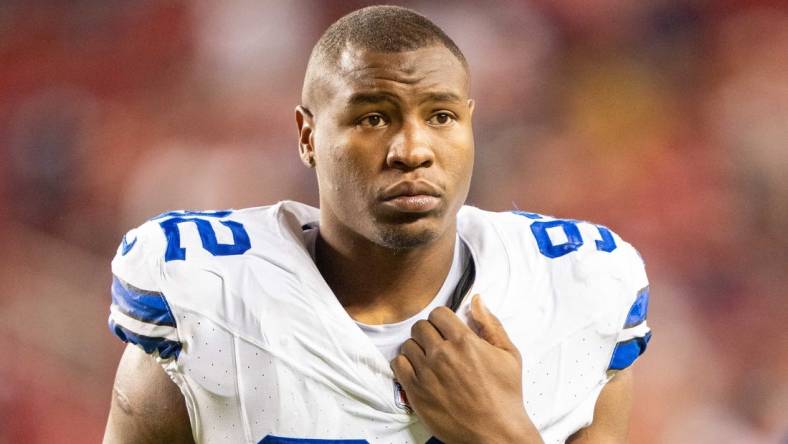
[468,411,543,444]
[505,417,544,444]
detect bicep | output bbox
[567,367,634,444]
[104,344,194,444]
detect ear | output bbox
[295,105,316,168]
[467,99,475,117]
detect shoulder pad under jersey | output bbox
[495,209,652,371]
[108,219,181,359]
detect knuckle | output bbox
[391,355,409,374]
[428,306,451,321]
[391,354,404,367]
[427,342,450,362]
[513,348,523,364]
[401,339,419,355]
[411,319,430,336]
[456,330,474,343]
[392,353,407,366]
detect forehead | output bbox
[330,45,469,101]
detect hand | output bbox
[391,295,543,444]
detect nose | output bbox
[386,119,434,171]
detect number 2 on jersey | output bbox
[156,210,251,261]
[514,211,617,258]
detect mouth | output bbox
[380,181,443,213]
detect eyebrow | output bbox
[419,92,463,105]
[345,91,464,108]
[346,92,399,107]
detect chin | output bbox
[365,201,456,250]
[377,228,438,250]
[373,217,443,250]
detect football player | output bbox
[104,5,650,444]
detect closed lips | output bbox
[381,181,442,200]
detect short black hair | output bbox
[314,5,466,68]
[302,5,467,106]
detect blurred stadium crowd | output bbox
[0,1,786,443]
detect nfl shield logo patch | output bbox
[393,380,412,413]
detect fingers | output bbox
[400,338,426,375]
[399,311,466,379]
[427,306,471,341]
[411,318,444,350]
[398,297,520,384]
[391,354,415,386]
[469,295,517,354]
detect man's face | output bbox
[303,45,474,249]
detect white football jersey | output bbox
[109,201,651,444]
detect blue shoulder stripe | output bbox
[608,331,652,371]
[624,286,649,328]
[109,319,181,359]
[111,276,176,327]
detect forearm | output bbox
[469,412,544,444]
[501,417,544,444]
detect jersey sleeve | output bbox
[505,209,653,372]
[605,240,651,372]
[108,220,182,359]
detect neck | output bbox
[315,221,457,325]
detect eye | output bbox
[427,112,456,126]
[358,113,388,128]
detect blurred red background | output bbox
[0,1,786,443]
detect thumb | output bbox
[469,295,518,355]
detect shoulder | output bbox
[111,216,167,292]
[108,202,310,358]
[112,202,314,282]
[460,206,651,366]
[459,206,647,288]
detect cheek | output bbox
[443,130,475,181]
[315,129,352,183]
[328,135,384,179]
[318,142,374,198]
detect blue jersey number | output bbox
[513,211,617,259]
[155,210,251,261]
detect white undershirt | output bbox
[305,228,467,361]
